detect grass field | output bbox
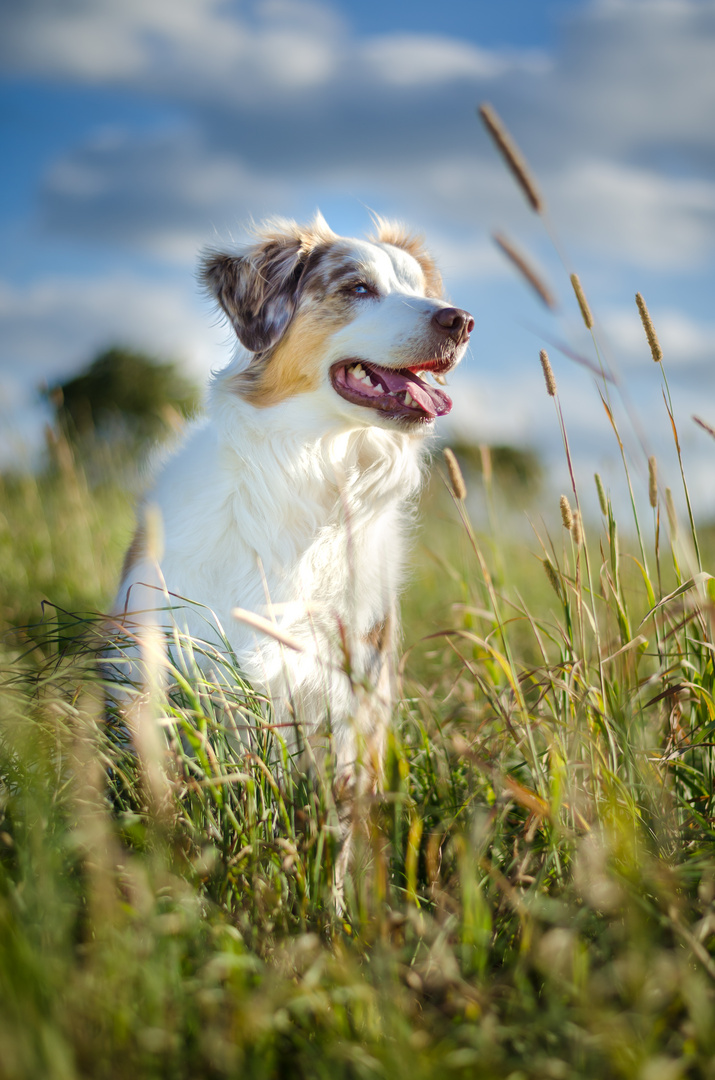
[2,116,715,1079]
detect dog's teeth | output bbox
[404,391,413,406]
[352,363,365,379]
[364,375,374,387]
[432,373,447,386]
[373,383,384,394]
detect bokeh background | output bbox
[2,0,714,514]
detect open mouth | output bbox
[330,360,453,422]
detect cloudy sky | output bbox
[2,0,715,517]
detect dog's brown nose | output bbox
[432,307,475,344]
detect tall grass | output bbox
[2,114,715,1077]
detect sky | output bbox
[1,0,715,520]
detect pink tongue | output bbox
[366,364,452,417]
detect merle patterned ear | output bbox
[201,232,306,353]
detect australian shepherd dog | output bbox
[114,213,473,882]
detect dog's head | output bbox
[201,214,473,427]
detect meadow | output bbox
[2,110,715,1079]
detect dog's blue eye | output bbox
[352,283,370,295]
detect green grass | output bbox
[3,131,715,1076]
[2,388,715,1078]
[0,435,133,632]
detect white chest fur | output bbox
[117,388,426,754]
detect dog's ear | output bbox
[201,228,310,353]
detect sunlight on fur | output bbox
[112,214,473,896]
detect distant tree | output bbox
[46,346,200,445]
[447,439,542,493]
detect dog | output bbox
[114,213,473,881]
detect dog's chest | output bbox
[219,430,418,633]
[238,466,399,634]
[141,422,422,706]
[288,508,399,626]
[210,480,405,718]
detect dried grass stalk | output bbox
[443,448,467,501]
[232,608,305,652]
[648,456,658,508]
[478,103,544,213]
[571,273,594,330]
[493,232,556,309]
[693,415,715,441]
[635,292,663,362]
[540,349,557,396]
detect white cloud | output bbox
[4,0,712,282]
[551,0,715,150]
[602,306,715,366]
[40,129,297,261]
[447,356,614,452]
[0,271,234,465]
[548,160,715,269]
[0,275,226,385]
[1,0,225,80]
[0,0,350,110]
[361,34,548,86]
[0,0,544,105]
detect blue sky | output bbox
[1,0,715,518]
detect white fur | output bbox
[114,221,471,786]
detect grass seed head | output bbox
[571,509,583,546]
[560,494,573,530]
[479,443,493,486]
[665,487,678,535]
[443,447,467,501]
[494,232,556,309]
[540,349,557,397]
[542,557,562,597]
[478,102,544,213]
[635,292,663,363]
[648,456,658,508]
[594,473,608,516]
[693,415,715,441]
[570,273,594,330]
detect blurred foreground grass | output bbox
[2,408,715,1079]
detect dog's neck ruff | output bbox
[211,372,428,520]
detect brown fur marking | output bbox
[364,618,388,653]
[299,242,385,304]
[201,214,338,353]
[233,303,345,407]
